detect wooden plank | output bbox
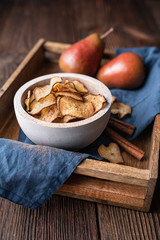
[75,159,150,187]
[0,39,45,127]
[44,41,115,57]
[143,115,160,211]
[0,112,19,139]
[56,175,146,210]
[148,114,160,179]
[0,195,99,240]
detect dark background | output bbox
[0,0,160,239]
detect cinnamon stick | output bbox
[105,127,145,160]
[108,117,136,136]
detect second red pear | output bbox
[97,52,146,89]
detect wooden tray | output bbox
[0,39,159,211]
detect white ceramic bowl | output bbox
[14,73,112,150]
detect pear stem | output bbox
[100,27,114,40]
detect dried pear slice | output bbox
[30,93,35,103]
[52,116,78,123]
[62,115,78,123]
[39,104,62,122]
[64,79,69,84]
[34,85,52,101]
[111,102,132,119]
[29,93,56,115]
[25,90,31,112]
[50,76,62,86]
[56,96,61,111]
[34,77,62,101]
[64,82,75,89]
[52,82,63,92]
[59,96,94,119]
[84,94,107,113]
[27,90,31,99]
[112,96,117,104]
[25,90,35,112]
[62,82,78,93]
[98,143,124,164]
[53,82,77,93]
[55,91,83,101]
[72,80,88,93]
[25,98,30,112]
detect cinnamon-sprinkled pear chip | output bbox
[53,82,77,93]
[56,96,61,111]
[111,102,132,119]
[34,85,53,101]
[112,95,117,104]
[59,96,94,119]
[25,90,31,112]
[25,98,30,112]
[30,93,35,103]
[29,93,56,115]
[39,104,62,122]
[55,91,83,101]
[61,115,79,123]
[65,82,75,89]
[25,90,35,112]
[63,82,78,93]
[50,76,62,86]
[72,80,88,93]
[53,115,81,123]
[34,77,62,101]
[64,79,69,84]
[98,143,124,164]
[84,94,107,113]
[53,82,63,92]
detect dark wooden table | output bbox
[0,0,160,239]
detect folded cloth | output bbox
[112,47,160,140]
[0,138,89,209]
[0,46,160,209]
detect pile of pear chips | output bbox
[25,77,107,123]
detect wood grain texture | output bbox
[56,174,146,209]
[0,196,99,240]
[75,159,150,187]
[0,0,160,239]
[0,39,45,128]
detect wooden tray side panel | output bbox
[44,41,115,57]
[0,39,45,128]
[75,159,150,187]
[148,115,160,178]
[56,175,147,211]
[143,115,160,211]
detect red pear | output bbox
[59,28,113,76]
[97,52,146,89]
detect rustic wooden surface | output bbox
[0,0,160,239]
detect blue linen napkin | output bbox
[0,46,160,209]
[0,138,89,209]
[112,46,160,140]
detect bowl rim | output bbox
[14,73,112,129]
